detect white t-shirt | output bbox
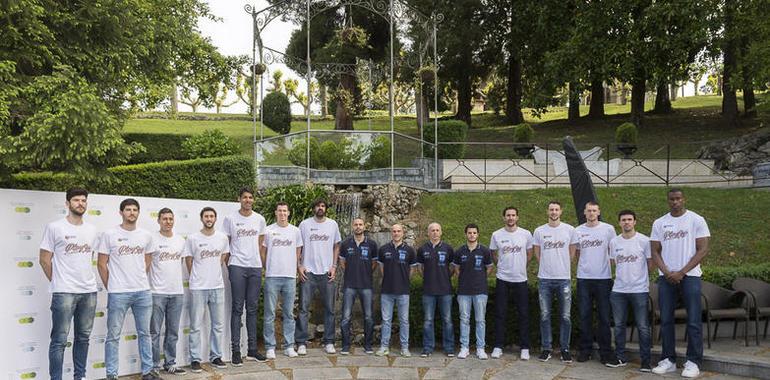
[39,218,99,293]
[489,227,533,283]
[183,231,229,290]
[533,222,577,280]
[610,232,652,293]
[263,223,303,278]
[223,211,266,268]
[149,232,186,295]
[98,226,154,293]
[575,222,616,279]
[299,218,342,275]
[650,210,710,277]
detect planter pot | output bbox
[252,63,267,75]
[616,143,637,159]
[514,144,534,158]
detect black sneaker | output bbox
[605,358,627,368]
[577,351,591,362]
[163,365,187,375]
[560,350,573,363]
[420,350,432,357]
[141,372,162,380]
[190,361,202,373]
[231,351,243,366]
[639,362,652,372]
[538,350,552,362]
[247,351,267,362]
[211,357,227,369]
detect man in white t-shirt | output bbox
[574,202,617,364]
[223,187,267,364]
[532,200,577,364]
[97,198,157,380]
[650,189,710,378]
[606,209,653,372]
[149,208,187,375]
[184,207,230,373]
[261,202,303,359]
[39,188,99,380]
[296,199,341,355]
[490,206,533,361]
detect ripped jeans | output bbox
[538,279,572,351]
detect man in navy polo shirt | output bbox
[417,222,456,357]
[339,218,379,355]
[376,224,418,357]
[453,223,493,360]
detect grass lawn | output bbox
[415,187,770,268]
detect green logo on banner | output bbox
[17,261,34,268]
[93,362,105,369]
[18,316,34,324]
[14,207,31,213]
[183,327,190,335]
[20,372,36,379]
[87,210,102,216]
[95,311,105,317]
[124,334,137,341]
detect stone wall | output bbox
[698,128,770,175]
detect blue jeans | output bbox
[658,276,703,365]
[106,291,153,376]
[264,277,297,350]
[458,294,487,349]
[380,294,410,349]
[577,279,613,358]
[229,265,262,354]
[610,292,651,364]
[538,279,572,351]
[341,288,374,351]
[189,288,225,362]
[49,292,96,380]
[150,294,184,369]
[423,294,454,354]
[295,273,336,345]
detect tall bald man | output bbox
[417,223,455,357]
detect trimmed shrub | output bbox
[288,137,362,170]
[615,122,638,144]
[181,129,240,159]
[287,137,321,168]
[513,123,535,143]
[423,119,469,159]
[263,91,292,134]
[123,133,188,164]
[363,135,391,169]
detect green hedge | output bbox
[123,133,188,164]
[423,120,469,159]
[8,155,254,201]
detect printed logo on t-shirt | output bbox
[438,251,447,266]
[200,249,222,259]
[64,243,92,255]
[157,250,181,262]
[542,240,566,250]
[501,245,522,255]
[580,236,604,248]
[474,255,483,270]
[360,247,370,259]
[615,254,639,264]
[461,254,469,263]
[236,228,258,238]
[384,251,392,259]
[271,239,292,247]
[398,249,406,263]
[116,245,145,256]
[663,230,689,241]
[309,234,330,242]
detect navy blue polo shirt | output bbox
[417,241,455,296]
[377,241,417,295]
[453,244,493,295]
[339,235,379,289]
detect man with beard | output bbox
[651,189,710,378]
[40,188,99,380]
[262,202,303,359]
[184,207,230,373]
[490,207,533,360]
[97,199,158,380]
[416,222,455,357]
[222,187,267,364]
[339,217,378,355]
[149,208,187,376]
[574,202,617,364]
[453,224,493,360]
[296,199,342,355]
[533,201,577,363]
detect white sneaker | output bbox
[477,348,488,360]
[324,343,336,354]
[652,358,677,375]
[297,344,307,356]
[285,347,298,358]
[457,347,470,359]
[401,348,412,357]
[681,360,700,378]
[265,349,276,360]
[491,347,503,359]
[375,347,389,356]
[520,349,530,361]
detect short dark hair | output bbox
[66,188,88,202]
[502,206,519,216]
[668,187,684,196]
[465,223,479,233]
[158,207,174,219]
[119,198,140,211]
[239,187,255,198]
[275,201,289,211]
[200,207,217,218]
[618,209,636,220]
[548,200,562,208]
[311,198,327,209]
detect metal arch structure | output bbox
[245,0,443,186]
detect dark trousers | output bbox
[577,278,613,359]
[658,276,703,365]
[229,265,262,354]
[494,278,530,349]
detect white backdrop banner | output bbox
[1,188,247,379]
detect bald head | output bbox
[390,223,404,244]
[427,222,442,243]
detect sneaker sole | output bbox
[539,357,551,362]
[190,369,202,373]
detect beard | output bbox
[315,209,326,218]
[69,207,85,216]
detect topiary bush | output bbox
[263,91,292,134]
[181,129,240,159]
[615,122,638,144]
[513,123,535,143]
[423,119,469,159]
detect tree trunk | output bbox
[568,82,581,123]
[169,86,179,117]
[335,74,355,130]
[722,0,740,126]
[505,47,524,125]
[416,83,431,134]
[743,86,757,118]
[455,74,473,126]
[692,80,699,96]
[320,85,328,117]
[717,74,723,96]
[653,80,672,113]
[619,83,628,105]
[588,80,605,118]
[630,78,646,126]
[670,83,678,101]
